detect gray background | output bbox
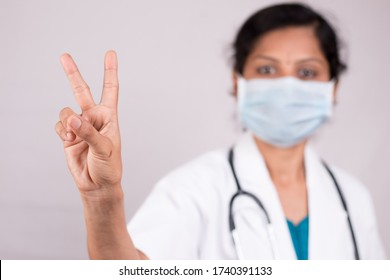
[0,0,389,259]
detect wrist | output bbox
[80,184,124,209]
[81,184,128,232]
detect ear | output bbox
[232,71,239,97]
[333,80,339,105]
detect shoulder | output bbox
[328,165,372,207]
[326,164,378,229]
[307,146,374,211]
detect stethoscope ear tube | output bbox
[228,148,275,259]
[321,160,360,260]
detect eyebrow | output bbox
[252,54,326,65]
[297,58,327,65]
[253,55,280,62]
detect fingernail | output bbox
[70,117,82,129]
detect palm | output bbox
[56,51,122,193]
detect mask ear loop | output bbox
[236,75,246,103]
[330,78,338,106]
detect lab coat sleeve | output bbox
[333,167,387,259]
[127,175,204,260]
[358,188,387,259]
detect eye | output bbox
[298,68,317,79]
[256,65,276,75]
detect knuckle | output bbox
[103,80,119,89]
[55,121,62,131]
[91,144,113,159]
[67,71,82,82]
[59,107,71,117]
[83,126,93,139]
[81,123,95,141]
[72,83,90,95]
[59,107,74,126]
[55,122,67,140]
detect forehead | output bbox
[249,26,326,61]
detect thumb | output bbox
[69,115,112,157]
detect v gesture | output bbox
[55,51,122,195]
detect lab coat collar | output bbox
[305,143,353,259]
[233,132,297,259]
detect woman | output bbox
[55,3,386,259]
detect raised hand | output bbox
[55,50,122,196]
[55,51,145,259]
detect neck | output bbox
[254,137,306,186]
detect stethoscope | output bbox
[227,147,360,260]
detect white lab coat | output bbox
[128,132,386,259]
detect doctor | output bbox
[55,3,386,259]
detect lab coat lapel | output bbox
[234,132,296,259]
[305,147,354,259]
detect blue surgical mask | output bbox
[238,76,334,148]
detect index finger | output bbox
[60,53,95,111]
[100,50,119,108]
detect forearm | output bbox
[81,186,145,260]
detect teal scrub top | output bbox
[286,216,309,260]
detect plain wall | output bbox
[0,0,389,259]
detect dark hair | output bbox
[233,3,347,80]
